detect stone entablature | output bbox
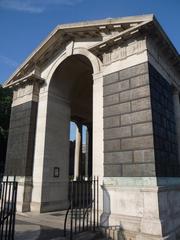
[102,37,146,65]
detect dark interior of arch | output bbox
[49,54,93,125]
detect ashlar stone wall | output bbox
[149,64,179,177]
[103,62,179,177]
[103,62,155,177]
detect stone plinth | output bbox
[101,177,180,240]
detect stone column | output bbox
[74,123,82,179]
[5,77,42,212]
[86,124,92,177]
[173,89,180,164]
[85,127,89,178]
[93,72,104,220]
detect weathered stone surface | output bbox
[120,85,150,102]
[134,149,155,163]
[119,63,148,80]
[104,126,131,140]
[149,63,179,177]
[104,102,131,117]
[131,97,151,112]
[103,71,119,85]
[130,74,149,88]
[5,101,38,176]
[132,85,150,99]
[121,110,152,125]
[132,122,153,136]
[104,139,121,152]
[104,79,129,96]
[104,164,122,177]
[121,136,154,150]
[104,151,133,164]
[103,63,156,180]
[104,94,119,107]
[104,116,120,128]
[122,163,156,176]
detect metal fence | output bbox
[0,177,18,240]
[64,177,99,240]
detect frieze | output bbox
[103,38,146,65]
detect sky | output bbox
[0,0,180,139]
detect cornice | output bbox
[5,73,45,89]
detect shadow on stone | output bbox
[100,185,127,240]
[15,226,66,240]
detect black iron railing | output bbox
[64,177,99,240]
[0,177,18,240]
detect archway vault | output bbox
[49,54,94,123]
[45,47,102,85]
[28,47,104,213]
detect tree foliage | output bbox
[0,84,12,174]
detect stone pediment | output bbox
[4,14,180,87]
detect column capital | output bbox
[6,73,44,89]
[11,75,44,107]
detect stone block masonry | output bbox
[5,101,38,176]
[149,64,180,177]
[103,62,180,177]
[103,62,156,177]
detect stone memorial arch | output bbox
[3,14,180,239]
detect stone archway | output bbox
[4,46,103,213]
[5,15,180,239]
[31,54,95,212]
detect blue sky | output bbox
[0,0,180,140]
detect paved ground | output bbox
[15,211,66,240]
[15,211,105,240]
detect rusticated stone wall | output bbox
[149,64,180,177]
[103,62,179,177]
[5,101,38,176]
[103,62,155,177]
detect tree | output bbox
[0,84,12,175]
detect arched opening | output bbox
[49,54,93,181]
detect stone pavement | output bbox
[15,211,106,240]
[15,211,66,240]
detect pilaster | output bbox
[5,76,43,212]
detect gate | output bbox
[64,177,99,239]
[0,177,18,240]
